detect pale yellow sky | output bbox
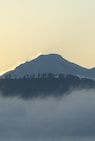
[0,0,95,74]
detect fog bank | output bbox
[0,89,95,140]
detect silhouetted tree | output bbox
[47,73,55,79]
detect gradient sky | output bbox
[0,0,95,74]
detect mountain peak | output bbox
[37,53,63,60]
[1,53,95,79]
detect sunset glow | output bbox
[0,0,95,74]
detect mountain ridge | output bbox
[1,54,95,79]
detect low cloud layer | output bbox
[0,89,95,141]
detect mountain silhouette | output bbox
[2,54,95,79]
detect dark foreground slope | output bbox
[0,74,95,99]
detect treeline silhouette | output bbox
[0,73,95,99]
